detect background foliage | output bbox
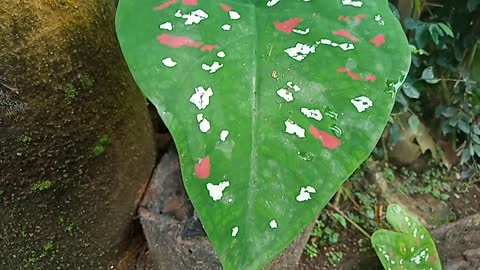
[389,0,480,174]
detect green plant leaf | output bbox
[402,82,420,99]
[437,23,454,38]
[421,66,440,84]
[473,145,480,158]
[332,213,347,228]
[468,0,480,12]
[408,114,420,134]
[372,204,442,270]
[116,1,410,269]
[428,24,441,45]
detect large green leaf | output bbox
[371,204,442,270]
[116,1,410,269]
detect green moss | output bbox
[92,135,110,156]
[92,144,105,156]
[98,134,110,145]
[31,180,53,191]
[64,84,78,102]
[80,76,95,89]
[44,242,54,252]
[27,241,55,266]
[66,224,79,236]
[18,134,33,145]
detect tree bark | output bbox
[0,0,156,269]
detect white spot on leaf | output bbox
[318,39,355,51]
[269,219,278,229]
[375,15,385,25]
[196,114,211,133]
[351,96,373,112]
[206,181,230,201]
[175,9,209,25]
[220,130,230,142]
[341,0,363,7]
[287,81,301,92]
[285,120,305,138]
[284,43,316,61]
[293,28,310,35]
[221,24,232,31]
[202,61,223,73]
[190,86,213,110]
[232,226,239,237]
[296,186,316,202]
[301,108,323,121]
[159,22,173,31]
[217,51,226,58]
[162,57,177,67]
[266,0,280,7]
[229,11,241,20]
[277,89,293,102]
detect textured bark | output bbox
[139,146,315,270]
[0,0,156,268]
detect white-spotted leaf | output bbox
[116,1,411,269]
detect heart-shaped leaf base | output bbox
[372,204,442,270]
[116,0,411,268]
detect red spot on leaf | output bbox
[154,0,177,11]
[220,3,232,12]
[371,34,385,47]
[332,30,359,42]
[354,14,366,22]
[182,0,197,5]
[201,44,219,51]
[195,156,210,179]
[338,15,350,22]
[428,255,436,263]
[365,74,377,82]
[309,126,342,150]
[157,34,203,48]
[274,18,303,34]
[337,67,360,80]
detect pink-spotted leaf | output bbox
[371,204,442,270]
[116,1,411,269]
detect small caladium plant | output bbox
[372,204,442,270]
[116,0,411,269]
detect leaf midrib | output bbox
[247,3,258,223]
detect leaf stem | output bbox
[327,203,371,239]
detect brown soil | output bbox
[0,0,156,269]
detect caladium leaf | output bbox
[116,1,410,269]
[371,204,441,270]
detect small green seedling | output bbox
[92,135,110,156]
[18,134,33,145]
[80,76,95,89]
[31,180,53,191]
[371,204,441,270]
[64,84,78,103]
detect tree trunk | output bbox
[0,0,156,269]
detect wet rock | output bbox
[431,214,480,270]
